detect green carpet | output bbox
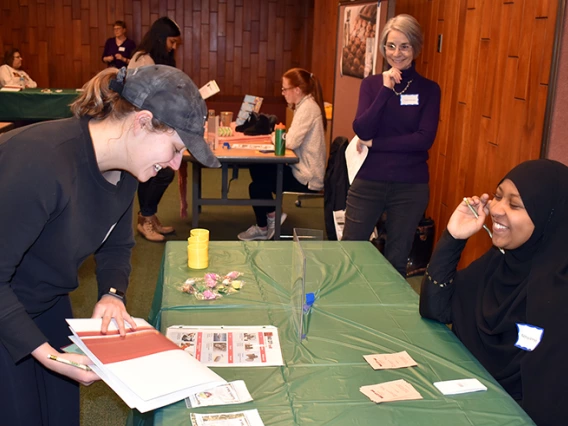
[72,164,423,425]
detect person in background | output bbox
[237,68,327,241]
[102,20,136,69]
[0,64,218,426]
[129,16,183,242]
[0,48,37,88]
[419,159,568,425]
[341,14,441,277]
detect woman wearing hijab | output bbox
[420,159,568,425]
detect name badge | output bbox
[515,323,544,351]
[400,94,419,106]
[118,46,126,52]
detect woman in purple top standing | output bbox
[102,21,136,69]
[342,14,441,277]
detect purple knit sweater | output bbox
[353,63,441,183]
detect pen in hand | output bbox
[48,354,92,371]
[463,197,505,254]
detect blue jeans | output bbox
[137,168,175,217]
[342,179,429,276]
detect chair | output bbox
[283,190,324,207]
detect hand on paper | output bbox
[32,342,99,385]
[447,194,490,240]
[356,139,372,153]
[92,294,136,337]
[382,67,402,89]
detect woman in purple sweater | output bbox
[342,14,441,277]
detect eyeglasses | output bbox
[13,55,22,59]
[113,27,124,31]
[384,43,412,53]
[281,87,296,93]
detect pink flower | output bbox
[225,271,241,280]
[203,290,216,300]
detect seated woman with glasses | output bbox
[0,48,37,88]
[341,14,441,277]
[237,68,327,241]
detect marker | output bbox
[48,354,92,371]
[463,197,505,254]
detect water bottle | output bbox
[274,123,286,156]
[19,75,25,89]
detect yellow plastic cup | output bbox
[190,228,210,242]
[187,246,209,269]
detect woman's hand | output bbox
[92,294,136,336]
[103,55,114,63]
[32,343,99,386]
[356,139,372,153]
[447,194,490,240]
[382,67,402,89]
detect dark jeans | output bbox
[137,167,175,217]
[0,296,79,426]
[342,179,429,277]
[249,164,316,227]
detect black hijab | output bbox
[454,159,568,425]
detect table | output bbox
[0,122,15,133]
[0,88,79,121]
[128,241,534,425]
[184,143,298,240]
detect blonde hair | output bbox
[70,68,169,131]
[379,14,423,59]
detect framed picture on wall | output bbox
[341,3,379,79]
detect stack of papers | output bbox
[66,318,226,413]
[360,379,423,404]
[0,85,22,92]
[363,351,418,370]
[433,378,487,395]
[186,380,252,408]
[190,409,264,426]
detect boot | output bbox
[149,214,175,234]
[137,214,165,242]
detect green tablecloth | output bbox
[128,241,534,426]
[0,88,78,121]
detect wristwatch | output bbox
[107,287,125,300]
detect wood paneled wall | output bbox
[310,0,338,102]
[0,0,314,97]
[395,0,559,266]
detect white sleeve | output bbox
[23,71,37,88]
[0,65,12,86]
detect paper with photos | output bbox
[166,325,284,367]
[186,380,252,408]
[363,350,418,370]
[190,409,264,426]
[360,379,423,403]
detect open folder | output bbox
[66,318,226,413]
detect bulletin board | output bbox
[331,0,393,143]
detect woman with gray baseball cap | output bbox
[0,64,217,425]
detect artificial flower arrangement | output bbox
[181,271,245,300]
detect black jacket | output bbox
[323,136,349,240]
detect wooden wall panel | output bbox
[397,0,559,266]
[0,0,314,100]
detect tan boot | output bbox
[137,214,166,242]
[150,214,175,234]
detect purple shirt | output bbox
[102,37,136,69]
[353,63,441,183]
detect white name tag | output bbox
[118,46,126,52]
[400,94,419,106]
[515,323,544,351]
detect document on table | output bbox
[166,325,284,367]
[185,380,252,408]
[66,318,226,413]
[363,350,418,370]
[190,409,265,426]
[433,378,487,395]
[360,379,423,403]
[230,143,274,151]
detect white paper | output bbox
[66,318,226,413]
[199,80,220,100]
[363,351,418,370]
[166,325,284,367]
[345,135,369,184]
[190,409,264,426]
[231,143,274,151]
[186,380,252,408]
[433,378,487,395]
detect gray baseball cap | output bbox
[109,65,220,168]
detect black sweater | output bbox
[0,117,137,362]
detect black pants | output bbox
[342,179,429,277]
[0,296,79,426]
[137,167,175,217]
[249,164,316,227]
